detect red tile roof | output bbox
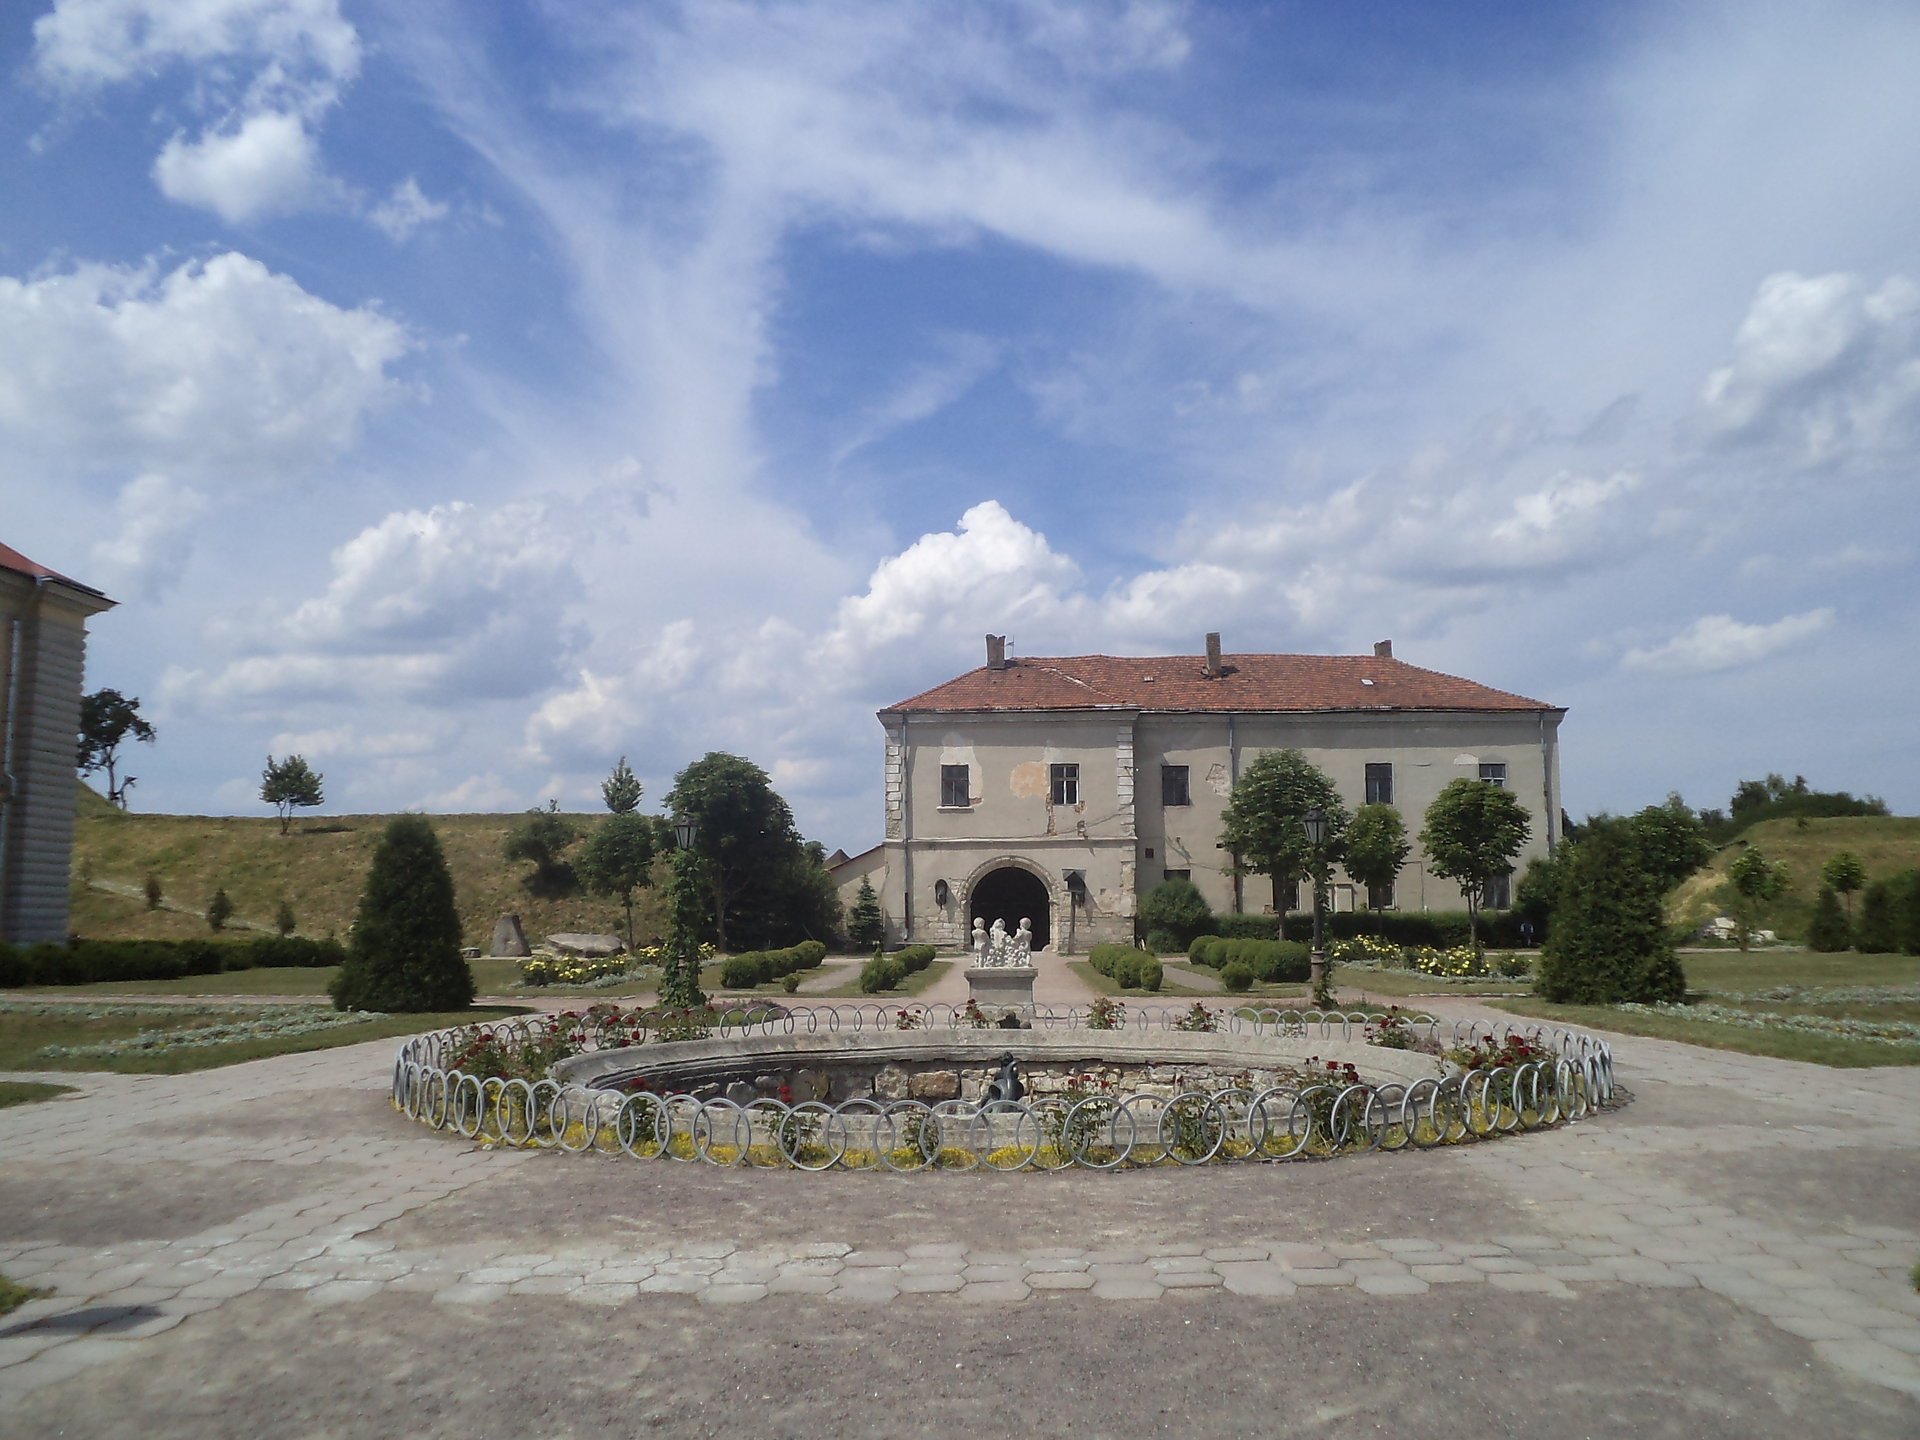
[0,542,108,599]
[881,653,1557,716]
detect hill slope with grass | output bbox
[68,784,669,950]
[1667,815,1920,941]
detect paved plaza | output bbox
[2,992,1918,1437]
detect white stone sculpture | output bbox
[1013,918,1032,965]
[972,917,988,964]
[970,916,1031,968]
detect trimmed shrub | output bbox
[858,954,905,993]
[896,944,937,974]
[782,973,801,994]
[1534,820,1686,1005]
[206,887,233,932]
[1221,962,1254,993]
[719,939,834,989]
[1186,935,1214,964]
[1144,928,1184,955]
[330,815,474,1013]
[1138,878,1211,949]
[1806,886,1853,953]
[1856,881,1900,954]
[1210,914,1280,941]
[1137,955,1163,992]
[0,936,344,987]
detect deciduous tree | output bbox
[1725,847,1787,951]
[260,754,325,835]
[503,800,581,897]
[1344,804,1410,917]
[1219,749,1348,915]
[578,812,657,951]
[1421,778,1530,960]
[1821,851,1867,919]
[76,689,155,809]
[1627,794,1713,892]
[665,753,803,952]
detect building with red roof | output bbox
[849,633,1564,952]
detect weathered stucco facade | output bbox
[1,544,114,946]
[865,637,1563,953]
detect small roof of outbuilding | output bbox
[880,652,1557,717]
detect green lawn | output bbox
[3,956,663,1001]
[817,959,956,1000]
[0,1004,525,1075]
[1,1274,48,1317]
[1493,947,1920,1068]
[709,962,858,998]
[0,1080,74,1108]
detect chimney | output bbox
[985,634,1007,670]
[1373,640,1393,659]
[1204,632,1223,677]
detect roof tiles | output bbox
[881,653,1556,716]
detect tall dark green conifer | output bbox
[1534,820,1687,1005]
[330,815,473,1012]
[1856,881,1900,954]
[1805,886,1853,953]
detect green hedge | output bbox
[718,940,830,989]
[1188,937,1308,982]
[856,943,937,994]
[1087,943,1163,992]
[0,935,348,987]
[1191,909,1533,949]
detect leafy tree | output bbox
[577,812,657,951]
[665,753,804,952]
[1627,794,1713,892]
[1899,870,1920,957]
[1856,880,1899,954]
[1702,774,1888,843]
[274,898,297,938]
[143,873,163,911]
[503,800,582,897]
[728,841,842,950]
[260,754,325,835]
[1725,847,1787,951]
[847,877,885,950]
[1805,886,1852,953]
[1344,804,1411,917]
[1219,749,1349,915]
[1421,778,1530,960]
[602,756,643,815]
[1822,851,1867,918]
[206,886,233,932]
[660,836,709,1011]
[1534,818,1686,1004]
[1513,852,1564,944]
[330,815,473,1012]
[76,689,155,809]
[1138,877,1212,949]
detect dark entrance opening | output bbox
[969,866,1051,951]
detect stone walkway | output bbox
[2,1002,1918,1436]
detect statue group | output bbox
[970,916,1032,968]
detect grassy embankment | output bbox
[1666,815,1920,941]
[68,783,671,952]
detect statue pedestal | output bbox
[966,965,1037,1022]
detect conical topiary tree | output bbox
[1855,881,1899,954]
[1534,820,1687,1005]
[1806,885,1852,953]
[846,877,885,950]
[330,815,473,1013]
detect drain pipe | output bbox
[0,614,21,942]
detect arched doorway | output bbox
[969,866,1051,950]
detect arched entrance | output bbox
[968,866,1051,950]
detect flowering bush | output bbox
[1172,1003,1217,1033]
[1364,1006,1416,1050]
[1410,944,1488,978]
[1329,936,1404,967]
[518,943,704,987]
[1086,996,1126,1030]
[962,999,992,1029]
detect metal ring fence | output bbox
[390,1004,1617,1172]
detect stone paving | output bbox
[2,996,1918,1435]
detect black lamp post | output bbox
[1301,807,1328,1003]
[663,816,706,1011]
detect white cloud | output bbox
[0,252,410,480]
[369,177,451,241]
[1621,610,1836,676]
[33,0,359,89]
[36,0,360,223]
[153,110,330,224]
[830,334,1001,465]
[178,500,582,709]
[1702,271,1920,464]
[88,473,208,598]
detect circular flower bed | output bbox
[390,1003,1617,1171]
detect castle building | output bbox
[838,634,1563,953]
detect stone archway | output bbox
[967,865,1051,951]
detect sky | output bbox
[4,0,1917,849]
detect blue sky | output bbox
[4,0,1917,846]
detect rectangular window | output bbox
[940,764,970,808]
[1485,874,1511,910]
[1164,868,1191,884]
[1161,764,1190,807]
[1367,880,1395,911]
[1364,762,1394,806]
[1050,763,1079,806]
[1479,762,1507,787]
[1281,880,1301,913]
